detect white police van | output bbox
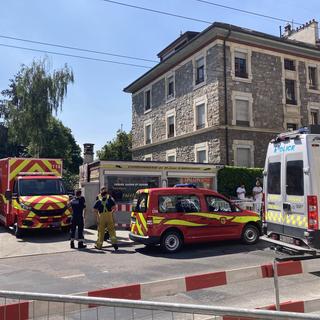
[263,126,320,252]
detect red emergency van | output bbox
[129,186,261,252]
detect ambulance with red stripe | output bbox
[0,158,72,237]
[129,185,262,252]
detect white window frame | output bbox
[144,154,153,161]
[166,149,177,162]
[165,73,175,102]
[144,119,152,145]
[308,102,320,125]
[307,63,320,93]
[194,142,208,163]
[230,46,252,83]
[193,95,208,131]
[166,109,176,139]
[193,53,206,89]
[232,140,254,168]
[144,87,152,114]
[231,91,253,127]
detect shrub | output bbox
[217,166,263,199]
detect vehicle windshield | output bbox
[18,179,66,196]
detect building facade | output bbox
[124,21,320,168]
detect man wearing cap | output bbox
[69,189,86,249]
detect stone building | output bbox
[124,21,320,168]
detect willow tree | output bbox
[1,58,74,156]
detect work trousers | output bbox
[70,216,84,241]
[96,212,117,248]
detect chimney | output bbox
[83,143,94,164]
[285,19,319,45]
[283,23,292,37]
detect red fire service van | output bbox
[129,185,261,252]
[0,158,72,237]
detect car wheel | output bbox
[242,224,259,245]
[161,230,183,253]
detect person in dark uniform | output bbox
[69,189,86,249]
[93,188,118,251]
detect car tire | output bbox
[241,224,259,245]
[161,230,183,253]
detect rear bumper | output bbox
[129,232,160,245]
[264,221,320,249]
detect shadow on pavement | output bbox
[135,239,270,260]
[15,229,70,243]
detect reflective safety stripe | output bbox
[185,212,259,224]
[266,211,308,228]
[266,211,283,223]
[232,216,260,224]
[136,221,144,235]
[164,220,206,227]
[138,213,147,230]
[153,216,165,224]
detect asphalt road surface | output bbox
[1,226,320,314]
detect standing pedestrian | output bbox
[93,187,118,251]
[69,189,86,249]
[236,183,246,209]
[252,180,263,215]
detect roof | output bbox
[124,22,320,94]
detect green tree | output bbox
[97,130,132,161]
[41,117,82,174]
[1,58,74,156]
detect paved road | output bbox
[1,226,320,313]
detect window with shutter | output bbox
[236,99,249,126]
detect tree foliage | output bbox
[1,58,74,156]
[97,130,132,161]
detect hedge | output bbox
[217,166,263,199]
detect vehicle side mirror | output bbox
[5,190,12,201]
[283,202,291,212]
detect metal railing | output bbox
[1,290,320,320]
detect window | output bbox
[308,66,318,90]
[195,56,205,85]
[195,143,208,163]
[166,75,175,99]
[132,193,148,213]
[285,79,297,105]
[267,162,281,195]
[235,51,248,78]
[236,147,251,167]
[166,149,176,162]
[287,123,297,131]
[311,109,319,125]
[144,89,151,111]
[167,115,175,138]
[235,99,250,126]
[159,195,201,213]
[286,160,304,196]
[144,154,152,161]
[206,196,239,213]
[284,59,295,71]
[196,103,206,129]
[144,122,152,145]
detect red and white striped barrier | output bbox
[115,204,131,212]
[3,259,320,319]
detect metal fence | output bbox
[1,290,320,320]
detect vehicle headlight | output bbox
[20,202,33,211]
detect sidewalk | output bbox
[0,227,131,259]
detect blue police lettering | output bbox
[273,145,296,153]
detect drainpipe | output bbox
[223,26,232,165]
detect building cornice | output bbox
[132,125,280,152]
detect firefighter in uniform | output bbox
[93,188,118,250]
[96,187,111,241]
[69,189,86,249]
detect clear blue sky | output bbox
[0,0,318,155]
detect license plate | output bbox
[280,235,294,244]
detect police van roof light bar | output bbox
[272,127,309,143]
